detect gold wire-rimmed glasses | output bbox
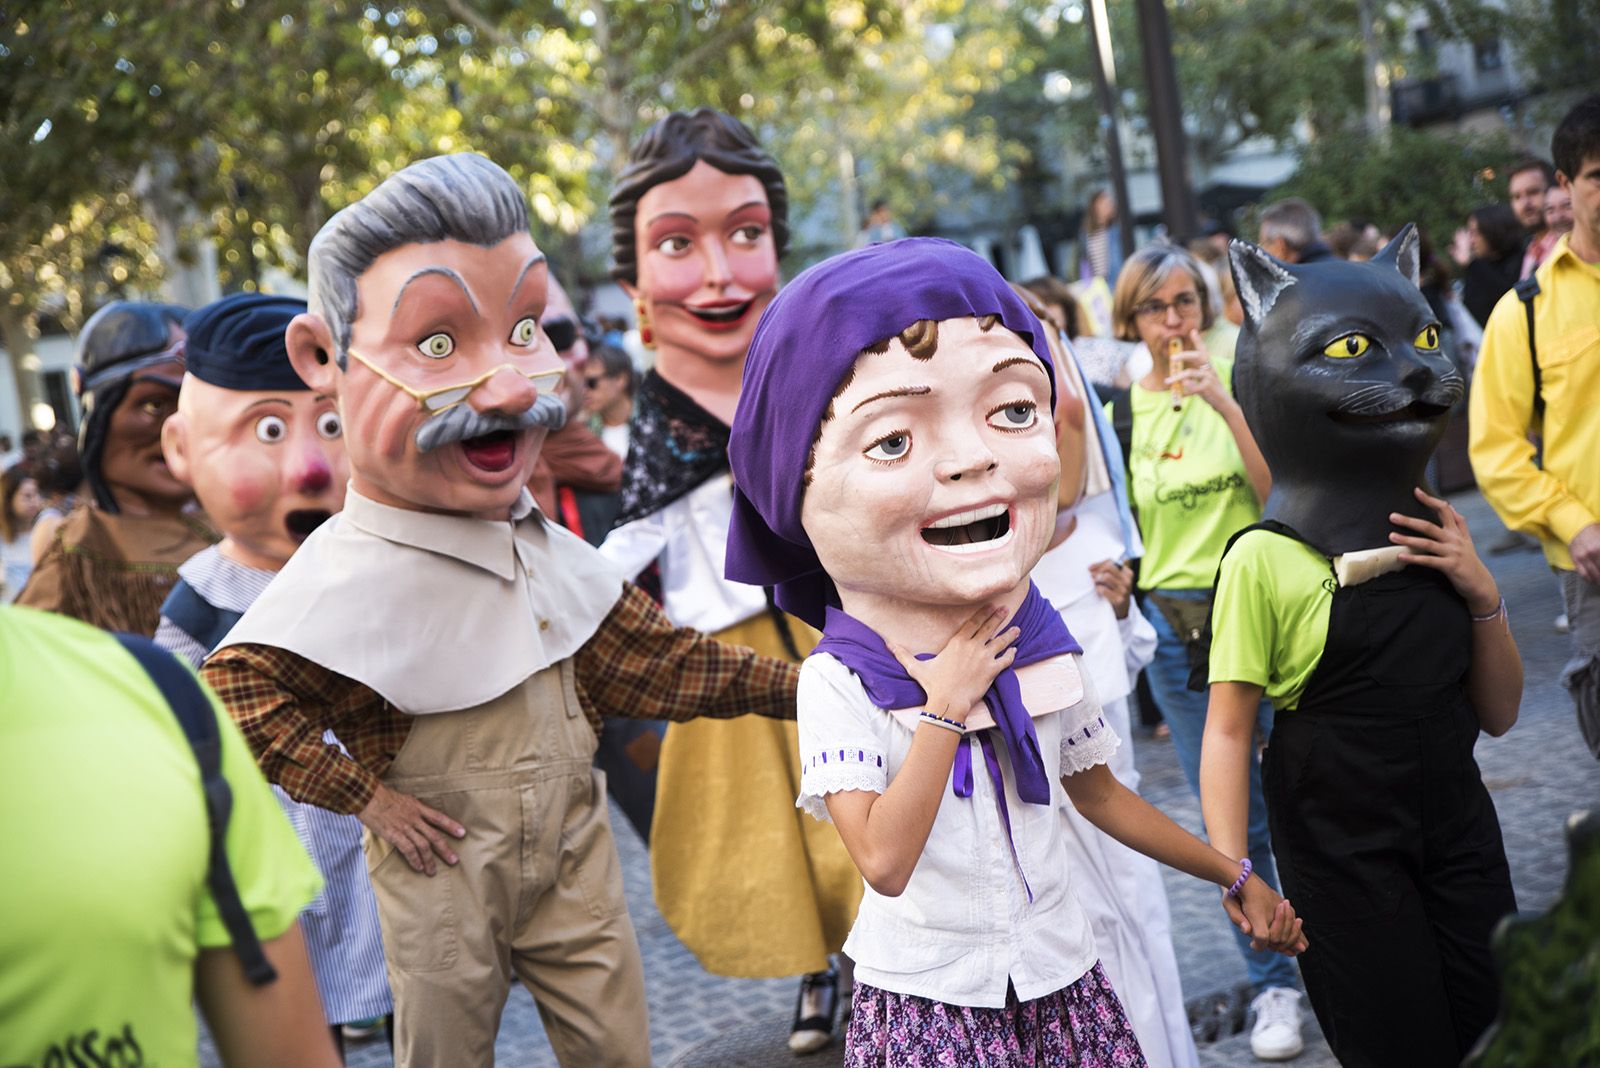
[346,347,565,414]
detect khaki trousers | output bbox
[367,660,649,1067]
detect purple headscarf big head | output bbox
[725,237,1057,629]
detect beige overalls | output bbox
[365,658,648,1067]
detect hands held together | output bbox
[1223,868,1309,957]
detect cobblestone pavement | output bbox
[206,490,1599,1068]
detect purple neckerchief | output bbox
[813,583,1082,900]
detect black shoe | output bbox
[788,967,839,1054]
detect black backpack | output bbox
[114,633,277,986]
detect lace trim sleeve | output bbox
[797,745,888,823]
[1057,657,1121,776]
[1059,713,1122,776]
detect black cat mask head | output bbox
[1229,225,1464,554]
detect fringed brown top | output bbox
[16,505,218,636]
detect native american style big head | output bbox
[285,154,566,520]
[726,239,1061,639]
[162,294,347,570]
[75,300,193,516]
[610,108,786,424]
[1229,224,1463,554]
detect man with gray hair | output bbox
[1258,197,1335,264]
[201,153,802,1067]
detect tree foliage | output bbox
[1273,124,1519,248]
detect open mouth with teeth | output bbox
[1329,400,1451,425]
[460,430,517,472]
[284,509,332,542]
[921,503,1013,553]
[685,300,755,328]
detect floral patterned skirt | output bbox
[843,962,1148,1068]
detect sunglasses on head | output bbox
[543,317,579,352]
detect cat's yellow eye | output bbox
[1415,325,1440,351]
[1323,333,1371,359]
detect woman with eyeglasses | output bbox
[1110,245,1307,1059]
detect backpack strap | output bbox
[112,633,278,986]
[1185,519,1317,692]
[1514,275,1542,420]
[160,579,245,654]
[1107,385,1134,472]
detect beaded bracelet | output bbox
[1470,596,1507,624]
[1226,858,1254,900]
[919,711,965,734]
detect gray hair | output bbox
[307,153,530,368]
[1258,198,1323,255]
[1110,242,1215,341]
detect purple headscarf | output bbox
[726,237,1058,626]
[725,239,1080,895]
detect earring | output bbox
[635,298,655,349]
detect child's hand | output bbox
[1224,874,1309,956]
[1389,487,1501,617]
[887,604,1020,726]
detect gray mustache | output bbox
[414,392,567,453]
[1331,369,1464,417]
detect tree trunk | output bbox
[136,152,221,308]
[0,300,43,435]
[589,0,636,174]
[1358,0,1388,137]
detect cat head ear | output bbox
[1373,223,1421,288]
[1228,238,1297,328]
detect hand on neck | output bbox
[834,578,1032,654]
[1266,475,1435,557]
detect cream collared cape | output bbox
[218,487,624,714]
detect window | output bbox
[1474,36,1503,72]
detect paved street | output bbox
[205,489,1600,1068]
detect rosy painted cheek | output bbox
[638,254,709,305]
[229,477,273,518]
[729,249,778,295]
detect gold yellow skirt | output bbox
[649,612,862,978]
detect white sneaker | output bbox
[1249,987,1304,1061]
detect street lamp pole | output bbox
[1083,0,1136,262]
[1134,0,1200,242]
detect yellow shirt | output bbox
[1469,235,1600,570]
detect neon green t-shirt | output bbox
[1208,529,1336,710]
[0,606,322,1068]
[1127,355,1263,589]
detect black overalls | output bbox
[1226,525,1517,1067]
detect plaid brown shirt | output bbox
[202,582,798,815]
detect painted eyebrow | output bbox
[645,210,699,226]
[850,385,931,413]
[243,396,294,411]
[391,266,479,317]
[509,253,549,310]
[727,200,769,217]
[992,356,1048,377]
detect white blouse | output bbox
[598,472,768,634]
[797,651,1121,1008]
